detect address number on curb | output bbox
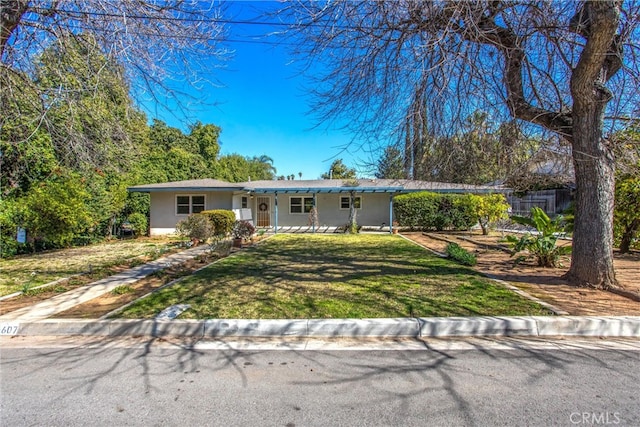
[0,323,20,335]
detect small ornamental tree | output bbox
[468,194,511,235]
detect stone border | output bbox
[400,233,568,315]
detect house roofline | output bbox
[128,186,244,193]
[249,186,405,194]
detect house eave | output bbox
[250,186,405,194]
[127,186,244,193]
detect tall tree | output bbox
[213,154,277,182]
[1,0,228,170]
[283,1,640,289]
[34,32,147,172]
[321,159,357,179]
[375,146,405,179]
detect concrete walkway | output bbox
[0,244,212,321]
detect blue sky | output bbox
[151,1,374,180]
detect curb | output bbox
[3,316,640,338]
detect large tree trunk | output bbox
[565,112,617,289]
[565,2,619,289]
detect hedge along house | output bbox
[127,178,504,235]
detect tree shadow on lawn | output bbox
[118,235,546,319]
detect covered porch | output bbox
[247,184,403,234]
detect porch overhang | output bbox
[249,186,405,194]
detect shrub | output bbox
[126,212,148,237]
[445,242,477,266]
[394,192,441,229]
[394,192,477,231]
[505,207,571,267]
[176,214,213,242]
[201,210,235,238]
[0,199,24,257]
[232,220,256,240]
[22,174,93,248]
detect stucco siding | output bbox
[273,193,392,228]
[149,191,234,235]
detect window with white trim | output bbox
[340,196,362,209]
[290,197,314,214]
[176,195,205,215]
[241,196,248,209]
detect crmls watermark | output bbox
[570,412,622,425]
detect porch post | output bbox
[389,193,394,234]
[312,192,317,233]
[274,192,278,234]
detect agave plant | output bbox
[505,207,571,268]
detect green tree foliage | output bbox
[35,33,146,173]
[612,126,640,253]
[375,146,405,179]
[0,68,58,198]
[126,213,148,237]
[321,159,357,180]
[1,1,228,127]
[0,198,25,257]
[467,194,511,235]
[614,175,640,253]
[22,171,93,249]
[212,154,276,182]
[189,121,221,169]
[0,28,277,255]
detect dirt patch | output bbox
[402,232,640,316]
[48,238,266,318]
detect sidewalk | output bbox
[0,244,212,322]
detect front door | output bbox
[256,196,270,227]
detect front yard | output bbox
[116,234,550,319]
[0,238,185,297]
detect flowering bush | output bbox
[232,220,255,240]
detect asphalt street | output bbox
[1,337,639,427]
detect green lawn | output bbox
[116,234,550,319]
[0,238,185,297]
